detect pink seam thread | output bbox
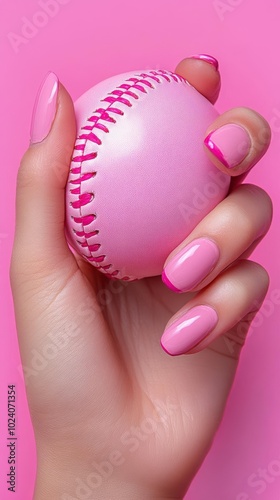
[69,70,188,280]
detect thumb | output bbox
[11,72,78,282]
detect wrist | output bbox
[33,437,188,500]
[34,476,180,500]
[33,459,182,500]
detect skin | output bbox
[10,57,273,499]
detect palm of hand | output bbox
[28,257,237,497]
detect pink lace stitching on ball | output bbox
[69,70,188,280]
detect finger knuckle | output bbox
[251,261,270,288]
[17,148,47,189]
[240,260,270,292]
[17,150,36,189]
[230,184,273,234]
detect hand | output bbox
[10,56,272,500]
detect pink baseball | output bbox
[65,69,230,281]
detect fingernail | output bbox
[189,54,219,71]
[162,238,220,293]
[30,71,59,144]
[204,124,251,169]
[161,305,218,356]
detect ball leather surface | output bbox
[65,69,230,280]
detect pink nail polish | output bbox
[162,238,220,293]
[204,124,251,169]
[30,72,59,144]
[161,305,218,356]
[189,54,219,70]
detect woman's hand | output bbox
[10,55,272,500]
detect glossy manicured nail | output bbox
[30,72,59,144]
[189,54,219,70]
[204,124,251,169]
[162,238,220,293]
[161,305,218,356]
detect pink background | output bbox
[1,0,280,498]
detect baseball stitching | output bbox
[68,69,189,280]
